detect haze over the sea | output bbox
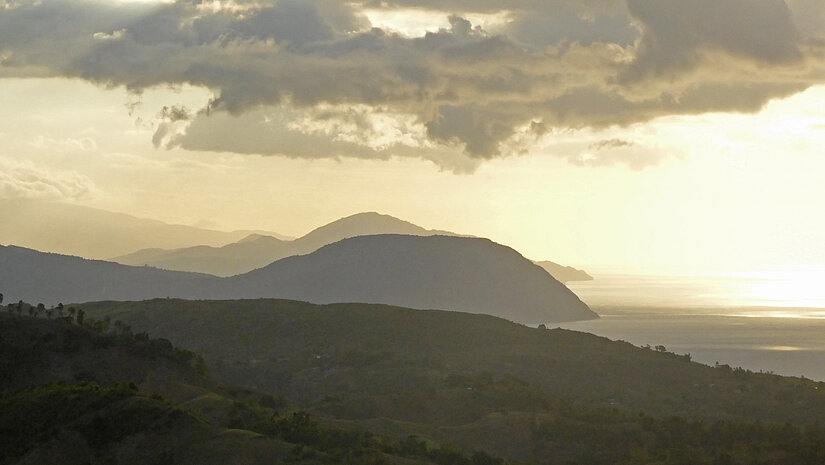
[568,268,825,311]
[562,270,825,381]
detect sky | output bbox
[2,0,825,274]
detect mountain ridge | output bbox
[1,234,597,323]
[224,234,596,323]
[113,211,464,276]
[112,211,593,284]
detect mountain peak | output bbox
[237,233,281,244]
[294,212,435,251]
[235,234,597,323]
[321,211,421,228]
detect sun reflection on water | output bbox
[755,345,805,351]
[567,267,825,314]
[731,268,825,311]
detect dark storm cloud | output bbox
[624,0,802,81]
[169,108,483,172]
[1,0,823,169]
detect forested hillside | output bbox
[0,309,484,465]
[78,298,825,464]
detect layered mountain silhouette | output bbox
[0,235,596,323]
[114,212,459,276]
[113,212,593,284]
[0,199,290,260]
[112,234,293,278]
[3,201,593,284]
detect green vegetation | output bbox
[0,379,504,465]
[80,299,825,423]
[0,303,510,465]
[70,298,825,464]
[0,383,181,461]
[7,296,825,463]
[0,305,207,391]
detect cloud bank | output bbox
[1,0,823,170]
[0,158,98,201]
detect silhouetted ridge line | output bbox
[0,235,596,323]
[113,211,462,276]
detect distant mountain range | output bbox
[2,200,593,284]
[0,199,291,259]
[113,212,460,276]
[0,235,597,323]
[113,212,593,284]
[535,261,593,283]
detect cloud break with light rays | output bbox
[1,0,824,171]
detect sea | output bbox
[559,270,825,381]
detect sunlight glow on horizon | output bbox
[736,269,825,309]
[568,265,825,311]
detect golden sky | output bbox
[2,0,825,273]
